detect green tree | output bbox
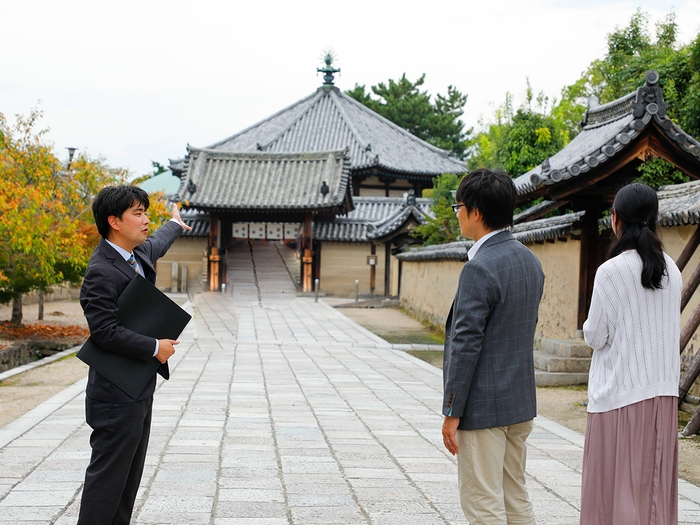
[468,82,572,176]
[412,173,463,245]
[0,109,127,324]
[559,9,700,185]
[346,74,471,159]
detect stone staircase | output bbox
[534,338,591,386]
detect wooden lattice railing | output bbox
[676,226,700,436]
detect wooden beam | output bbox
[301,213,313,292]
[208,214,220,292]
[370,244,376,297]
[679,344,700,400]
[646,129,700,180]
[384,242,391,298]
[676,225,700,272]
[577,208,606,329]
[680,303,700,354]
[515,200,570,223]
[682,405,700,436]
[548,137,656,201]
[681,262,700,312]
[680,401,699,414]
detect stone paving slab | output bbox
[1,241,699,524]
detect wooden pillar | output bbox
[577,208,605,329]
[370,244,376,297]
[208,214,220,292]
[681,264,700,312]
[677,226,700,410]
[577,227,594,329]
[313,240,322,291]
[676,225,700,272]
[384,242,391,298]
[301,213,313,292]
[219,218,231,289]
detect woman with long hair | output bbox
[580,182,682,525]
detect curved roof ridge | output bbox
[583,91,636,128]
[352,196,431,203]
[336,90,454,158]
[206,90,321,150]
[188,146,349,160]
[657,179,700,195]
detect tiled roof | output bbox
[180,209,209,237]
[314,196,433,242]
[513,70,700,197]
[181,86,466,178]
[656,180,700,226]
[181,179,700,248]
[397,212,586,262]
[176,149,352,214]
[179,196,433,243]
[399,178,700,262]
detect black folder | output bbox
[77,274,192,399]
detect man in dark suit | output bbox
[78,185,190,525]
[441,169,544,525]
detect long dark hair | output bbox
[607,182,666,289]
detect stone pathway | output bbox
[1,241,699,523]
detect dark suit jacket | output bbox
[442,231,544,430]
[80,221,182,403]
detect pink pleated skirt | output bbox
[580,396,678,525]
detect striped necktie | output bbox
[127,254,143,276]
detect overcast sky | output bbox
[3,0,699,177]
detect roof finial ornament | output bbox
[317,49,340,87]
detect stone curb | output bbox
[0,344,82,383]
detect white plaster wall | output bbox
[528,239,581,340]
[399,240,580,339]
[156,237,208,293]
[399,260,462,330]
[319,242,387,297]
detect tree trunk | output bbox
[10,296,22,325]
[38,291,44,321]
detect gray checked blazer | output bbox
[442,230,544,431]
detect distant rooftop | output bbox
[171,60,465,180]
[138,170,181,195]
[177,149,352,216]
[513,70,700,198]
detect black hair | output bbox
[608,182,666,289]
[92,185,150,239]
[455,168,517,230]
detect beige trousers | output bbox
[456,420,535,525]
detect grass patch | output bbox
[383,333,444,345]
[679,410,693,431]
[538,384,588,392]
[399,307,446,343]
[407,350,443,368]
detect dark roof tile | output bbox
[196,87,466,177]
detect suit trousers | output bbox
[456,420,535,525]
[78,396,153,525]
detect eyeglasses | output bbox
[451,203,465,213]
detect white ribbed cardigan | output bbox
[583,250,681,413]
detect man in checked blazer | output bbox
[441,169,544,525]
[78,185,190,525]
